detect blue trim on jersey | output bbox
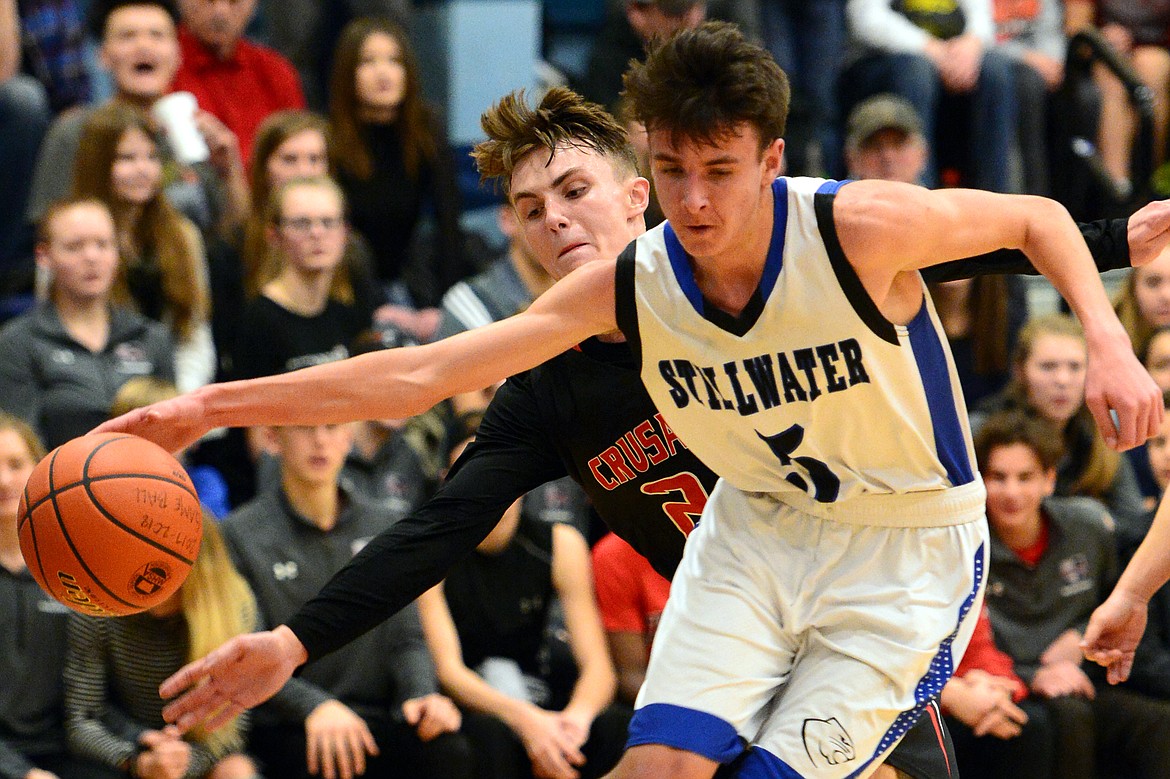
[759,178,789,302]
[662,178,794,319]
[627,703,745,763]
[663,222,705,315]
[815,178,853,195]
[907,304,975,487]
[738,747,808,778]
[850,543,986,779]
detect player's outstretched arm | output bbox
[159,626,308,733]
[96,260,618,454]
[835,181,1161,451]
[1083,489,1170,682]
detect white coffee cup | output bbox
[152,91,209,165]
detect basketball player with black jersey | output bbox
[103,26,1164,779]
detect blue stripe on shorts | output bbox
[626,702,745,763]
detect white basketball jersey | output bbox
[614,177,979,507]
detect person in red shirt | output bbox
[170,0,305,168]
[591,533,672,707]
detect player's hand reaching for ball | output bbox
[94,390,210,455]
[1127,199,1170,268]
[160,626,308,733]
[1082,589,1149,684]
[305,700,379,779]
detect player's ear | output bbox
[764,138,785,182]
[627,176,651,217]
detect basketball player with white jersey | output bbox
[100,23,1162,779]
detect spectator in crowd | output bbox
[590,532,670,708]
[1066,0,1170,198]
[1144,325,1170,392]
[0,198,173,450]
[63,519,260,779]
[329,16,469,341]
[1115,248,1170,358]
[14,0,88,111]
[232,175,371,381]
[223,421,473,779]
[845,93,1026,407]
[237,110,379,331]
[0,413,121,779]
[940,606,1057,779]
[170,0,305,167]
[758,0,845,176]
[433,206,553,341]
[0,0,51,295]
[993,0,1067,195]
[27,0,249,241]
[72,101,215,393]
[842,0,1018,192]
[976,410,1170,779]
[258,0,410,109]
[581,0,708,113]
[973,313,1147,537]
[417,430,627,779]
[110,376,231,518]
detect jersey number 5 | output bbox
[757,424,840,503]
[640,472,708,535]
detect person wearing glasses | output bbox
[231,175,374,384]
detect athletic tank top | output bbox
[615,177,980,510]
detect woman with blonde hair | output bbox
[973,312,1146,536]
[63,517,261,779]
[0,413,122,779]
[72,102,215,393]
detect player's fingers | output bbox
[1085,397,1118,449]
[159,657,210,699]
[162,684,222,731]
[306,730,319,776]
[320,734,338,779]
[200,702,244,735]
[1113,400,1139,451]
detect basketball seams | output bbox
[46,443,141,611]
[21,473,199,517]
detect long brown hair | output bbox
[1115,270,1157,359]
[1006,314,1120,498]
[72,103,207,340]
[927,276,1013,376]
[244,110,332,297]
[328,17,437,181]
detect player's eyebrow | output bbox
[651,151,739,167]
[511,167,585,204]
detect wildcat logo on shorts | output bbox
[803,717,856,767]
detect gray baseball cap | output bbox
[846,94,924,149]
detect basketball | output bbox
[17,433,203,617]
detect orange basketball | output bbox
[17,433,202,617]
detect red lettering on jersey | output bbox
[618,433,650,473]
[634,420,668,465]
[640,472,708,535]
[599,446,636,484]
[588,456,621,490]
[656,413,683,456]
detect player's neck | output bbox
[689,194,774,317]
[282,478,342,531]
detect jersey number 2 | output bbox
[757,424,840,503]
[640,472,708,535]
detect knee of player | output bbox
[604,744,719,779]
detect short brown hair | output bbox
[472,87,639,196]
[37,197,112,245]
[622,20,789,150]
[974,410,1064,473]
